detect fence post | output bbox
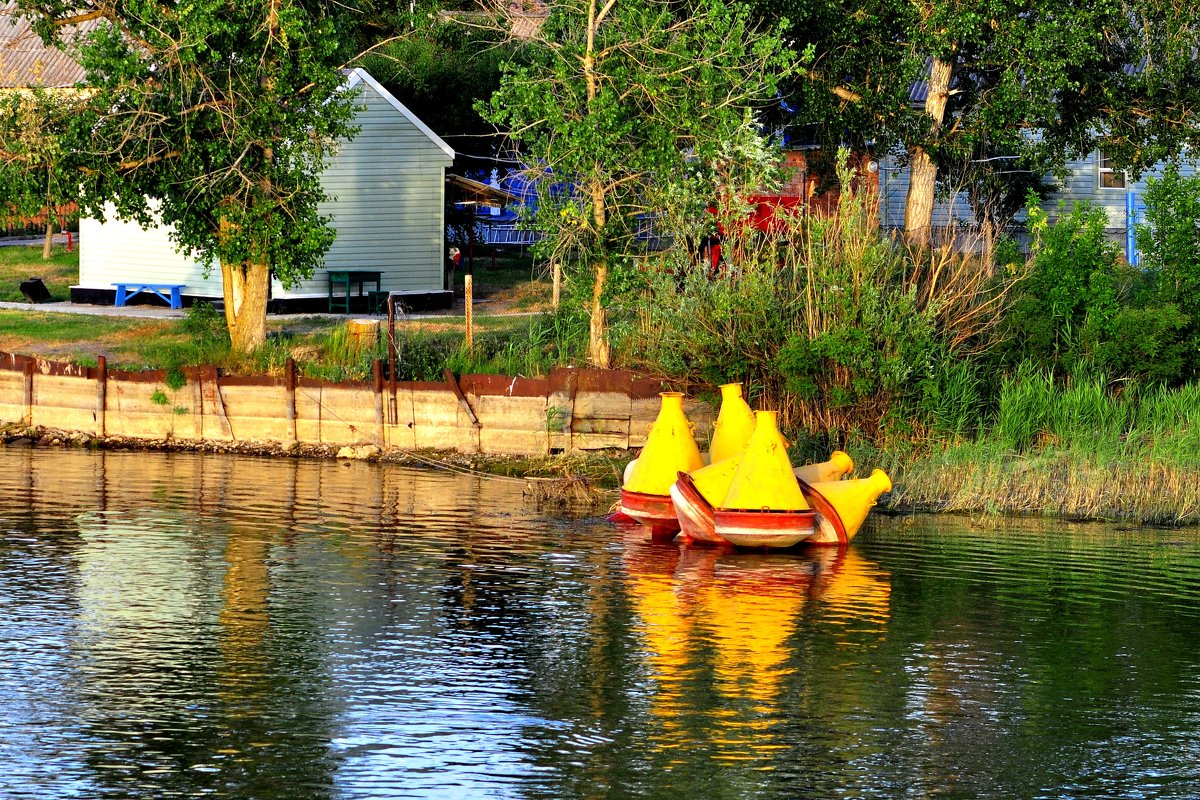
[96,356,107,437]
[387,295,397,425]
[373,358,385,447]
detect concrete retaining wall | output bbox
[0,353,714,455]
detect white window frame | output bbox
[1098,151,1127,190]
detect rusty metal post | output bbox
[387,294,398,424]
[96,356,107,437]
[285,357,298,447]
[22,358,34,428]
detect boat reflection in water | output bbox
[622,534,891,760]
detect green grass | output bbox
[0,245,80,302]
[0,309,154,340]
[0,303,573,384]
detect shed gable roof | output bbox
[344,67,455,160]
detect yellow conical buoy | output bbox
[719,411,809,511]
[689,453,744,507]
[803,468,892,544]
[624,392,705,495]
[794,450,854,484]
[709,383,756,463]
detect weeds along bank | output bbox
[857,371,1200,525]
[594,158,1200,525]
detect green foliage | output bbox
[150,389,170,406]
[164,366,187,392]
[916,358,987,440]
[480,0,794,362]
[1139,165,1200,372]
[1080,305,1190,385]
[179,302,230,347]
[1000,196,1193,384]
[750,0,1199,235]
[1001,200,1117,368]
[0,89,82,219]
[625,151,994,439]
[985,361,1200,472]
[359,22,516,163]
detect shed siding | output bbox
[79,72,453,300]
[79,209,218,295]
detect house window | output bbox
[1098,151,1126,189]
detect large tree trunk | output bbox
[221,258,270,352]
[904,56,954,249]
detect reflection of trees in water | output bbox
[12,447,1200,798]
[62,504,343,799]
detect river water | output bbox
[0,447,1198,799]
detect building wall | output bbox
[76,70,454,300]
[79,205,220,295]
[1049,152,1198,234]
[285,82,452,297]
[877,149,1199,238]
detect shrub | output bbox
[999,200,1121,369]
[180,301,229,345]
[1138,165,1200,373]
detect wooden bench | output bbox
[113,282,186,310]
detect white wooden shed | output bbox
[72,68,456,310]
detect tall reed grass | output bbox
[873,366,1200,524]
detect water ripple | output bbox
[1,449,1199,798]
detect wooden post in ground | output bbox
[465,271,474,350]
[96,356,107,437]
[552,261,562,308]
[387,295,397,425]
[285,358,298,447]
